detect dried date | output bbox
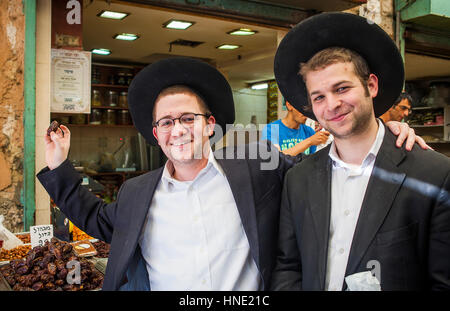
[47,120,64,137]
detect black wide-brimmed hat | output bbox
[274,12,404,121]
[128,57,235,145]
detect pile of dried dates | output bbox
[0,237,103,291]
[92,241,110,258]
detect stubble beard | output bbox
[325,102,374,140]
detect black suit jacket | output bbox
[271,130,450,291]
[37,142,301,290]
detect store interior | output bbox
[51,0,450,197]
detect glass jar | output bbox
[108,74,116,85]
[119,91,128,108]
[126,73,134,86]
[71,114,86,125]
[90,109,102,125]
[117,110,131,125]
[59,116,71,124]
[117,72,127,86]
[91,67,101,84]
[107,90,118,107]
[102,109,116,125]
[92,89,102,107]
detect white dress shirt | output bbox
[138,149,260,291]
[325,120,385,291]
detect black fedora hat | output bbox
[128,57,235,145]
[274,12,404,121]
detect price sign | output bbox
[30,225,54,248]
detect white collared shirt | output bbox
[138,149,260,290]
[325,120,385,291]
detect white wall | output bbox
[232,88,267,127]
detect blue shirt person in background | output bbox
[261,100,330,156]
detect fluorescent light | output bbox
[216,44,240,50]
[98,10,129,20]
[91,48,111,56]
[114,33,139,41]
[163,20,194,30]
[251,83,268,90]
[228,28,257,36]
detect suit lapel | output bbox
[114,167,163,288]
[344,131,406,279]
[216,158,260,269]
[308,148,333,290]
[128,167,164,243]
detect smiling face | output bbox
[305,61,378,140]
[152,91,215,166]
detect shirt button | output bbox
[344,210,350,216]
[339,248,345,254]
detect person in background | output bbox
[380,91,413,123]
[261,99,330,156]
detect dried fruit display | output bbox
[0,245,32,262]
[15,233,31,244]
[0,237,103,291]
[71,225,94,241]
[92,241,110,258]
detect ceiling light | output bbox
[114,33,139,41]
[163,20,194,30]
[98,10,129,20]
[216,44,240,50]
[91,48,111,56]
[251,82,268,90]
[228,28,257,36]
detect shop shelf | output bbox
[410,124,444,128]
[92,83,129,89]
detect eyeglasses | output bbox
[396,105,412,114]
[153,113,211,132]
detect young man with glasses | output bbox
[380,92,413,123]
[37,57,427,291]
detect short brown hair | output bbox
[299,47,371,110]
[153,85,212,121]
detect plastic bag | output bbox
[0,215,24,250]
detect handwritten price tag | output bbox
[30,225,54,248]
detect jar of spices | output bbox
[107,90,118,107]
[117,110,131,125]
[92,89,102,107]
[126,73,134,86]
[92,67,101,84]
[108,74,116,85]
[90,109,102,125]
[59,116,71,124]
[102,109,116,125]
[117,72,127,86]
[119,91,128,108]
[71,114,86,125]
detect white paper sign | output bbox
[30,225,54,248]
[51,49,91,113]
